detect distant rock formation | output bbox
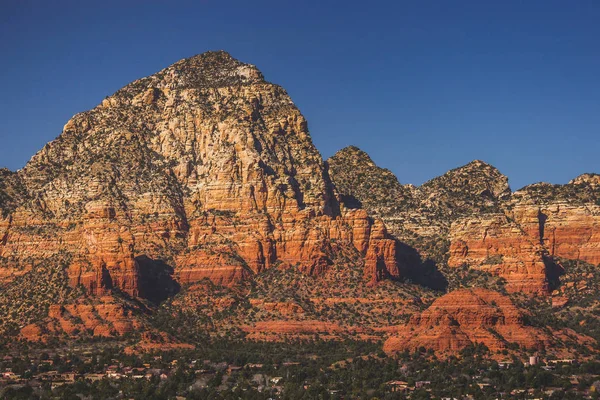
[383,288,583,356]
[329,147,599,294]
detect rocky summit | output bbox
[0,51,403,343]
[0,51,599,360]
[9,50,398,293]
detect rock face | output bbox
[0,51,403,336]
[449,179,600,293]
[448,215,551,294]
[329,148,599,294]
[506,177,600,267]
[327,146,417,216]
[328,151,511,263]
[383,288,553,355]
[20,298,145,341]
[1,51,599,352]
[507,178,600,264]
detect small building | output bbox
[498,361,514,369]
[548,359,576,365]
[529,356,539,366]
[386,380,409,392]
[2,372,20,380]
[227,365,242,373]
[84,373,105,382]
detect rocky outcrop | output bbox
[570,173,600,187]
[506,177,600,266]
[418,160,511,217]
[508,203,600,266]
[19,298,144,341]
[328,151,511,264]
[449,179,600,293]
[383,289,553,356]
[2,50,599,350]
[0,51,404,338]
[329,147,599,294]
[448,214,551,294]
[327,146,417,215]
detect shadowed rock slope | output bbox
[328,147,599,294]
[328,148,511,265]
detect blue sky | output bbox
[1,0,598,189]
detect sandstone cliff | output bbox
[383,288,587,357]
[328,150,510,264]
[448,177,600,293]
[1,51,599,355]
[447,214,551,294]
[329,148,599,295]
[0,51,403,339]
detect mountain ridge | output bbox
[0,52,598,359]
[0,50,405,345]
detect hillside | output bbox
[0,52,598,361]
[0,51,411,347]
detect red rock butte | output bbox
[383,288,574,357]
[0,51,402,316]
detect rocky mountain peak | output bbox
[162,50,265,88]
[22,49,327,215]
[421,159,511,201]
[332,146,378,168]
[570,173,600,187]
[0,51,403,338]
[2,51,599,357]
[327,146,412,212]
[110,50,266,102]
[465,159,491,167]
[328,152,514,263]
[511,172,600,206]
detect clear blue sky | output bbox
[1,0,598,190]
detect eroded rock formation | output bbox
[0,51,403,339]
[0,51,598,353]
[328,149,511,264]
[384,289,554,356]
[448,178,600,293]
[329,148,599,294]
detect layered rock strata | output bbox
[329,148,599,294]
[0,51,402,333]
[383,288,553,355]
[448,177,600,293]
